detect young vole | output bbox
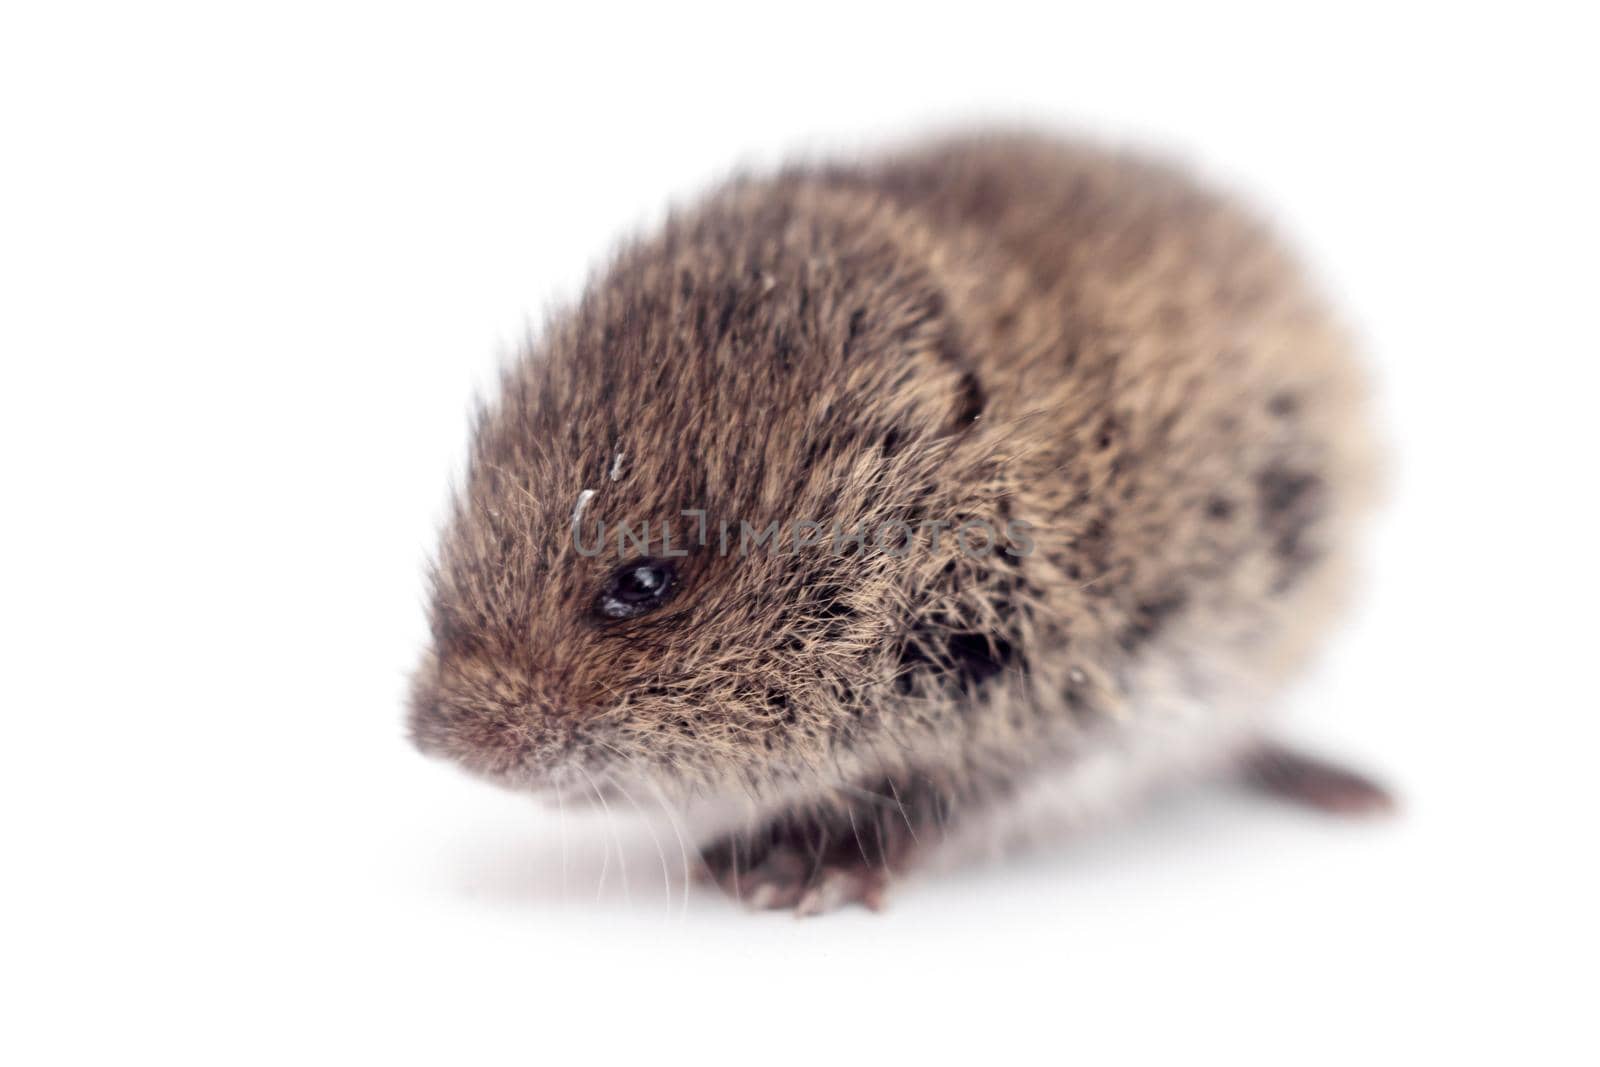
[408,132,1392,915]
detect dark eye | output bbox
[595,558,678,620]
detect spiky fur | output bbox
[408,132,1376,888]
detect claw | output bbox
[795,866,888,917]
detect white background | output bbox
[4,2,1597,1063]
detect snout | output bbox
[406,655,586,789]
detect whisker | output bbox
[576,766,614,903]
[884,778,920,846]
[643,774,694,925]
[833,782,900,811]
[844,804,871,867]
[555,779,570,897]
[586,765,630,905]
[604,767,672,918]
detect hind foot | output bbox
[1243,742,1396,816]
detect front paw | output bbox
[699,836,897,916]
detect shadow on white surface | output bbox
[425,773,1405,920]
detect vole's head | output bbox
[408,180,1026,807]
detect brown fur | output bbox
[408,132,1377,907]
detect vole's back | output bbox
[819,135,1376,834]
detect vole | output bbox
[408,131,1393,915]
